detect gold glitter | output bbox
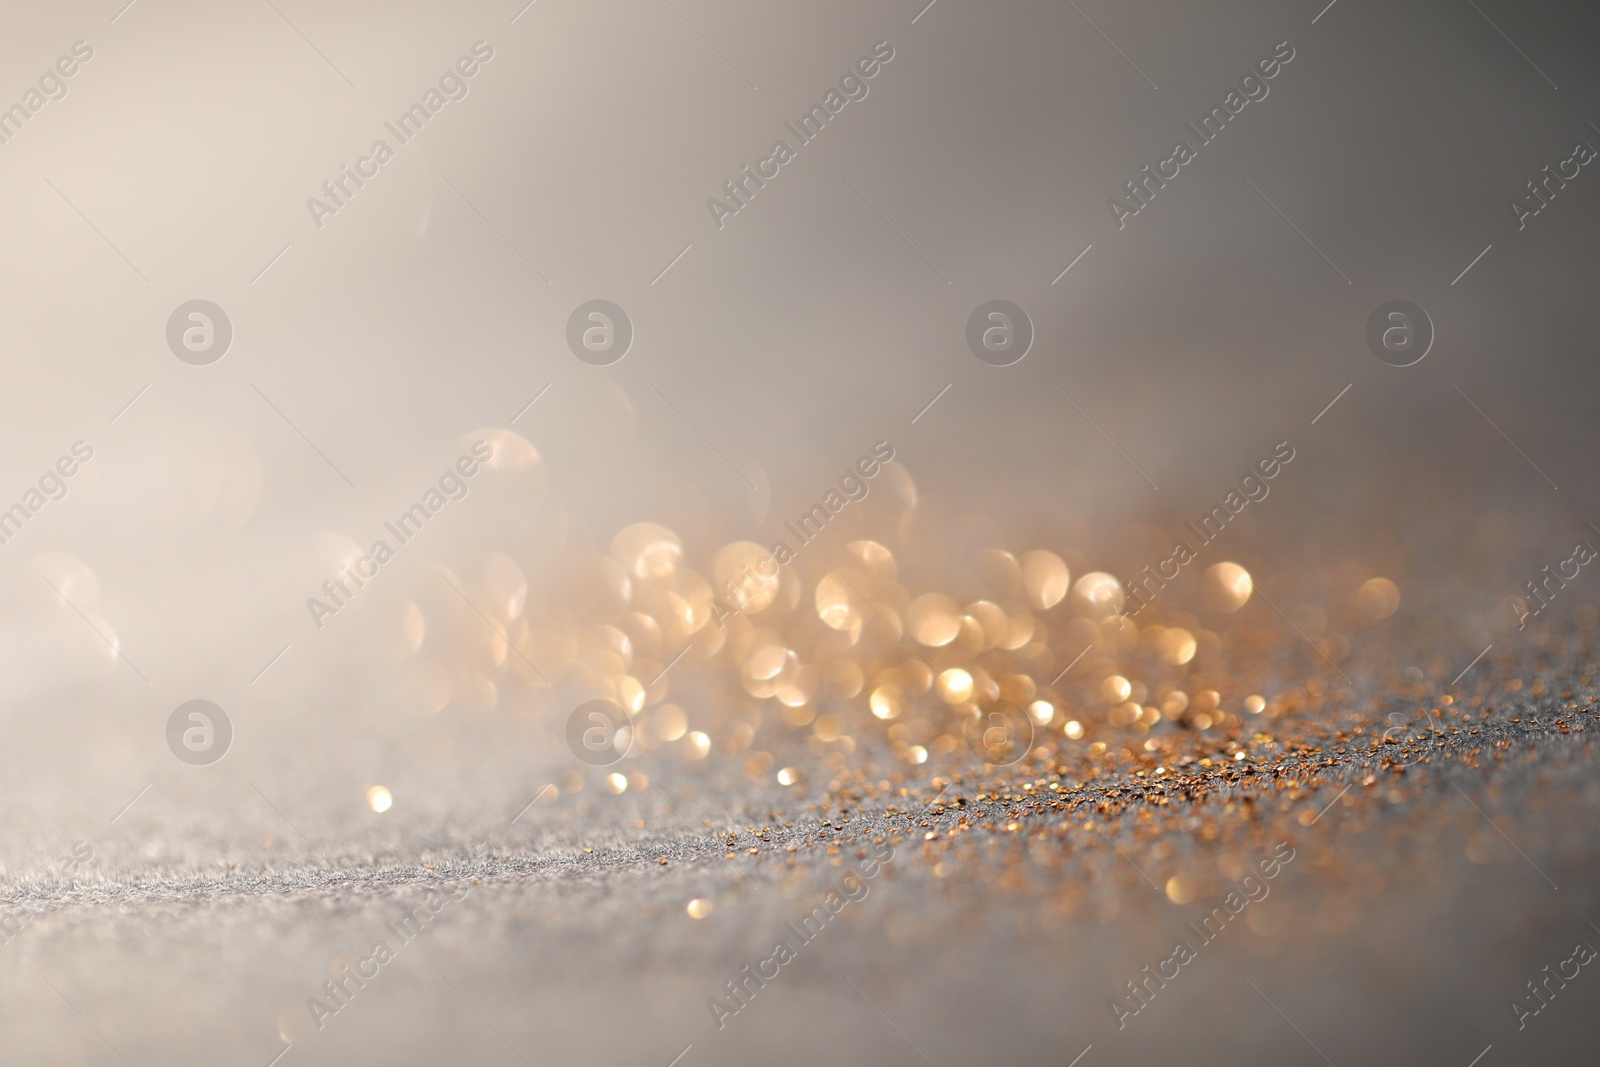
[1019,549,1070,610]
[1156,627,1197,665]
[938,668,975,705]
[611,522,684,581]
[618,674,646,713]
[823,659,865,699]
[1101,675,1133,703]
[779,703,817,727]
[644,703,688,745]
[1073,572,1125,618]
[711,541,780,614]
[870,685,904,720]
[1002,673,1038,705]
[1000,610,1036,651]
[968,600,1009,649]
[366,786,392,813]
[1355,577,1402,620]
[816,570,861,630]
[1202,562,1253,612]
[467,427,542,473]
[901,660,934,695]
[846,538,898,578]
[356,439,1566,959]
[1164,875,1196,904]
[479,552,528,621]
[907,593,962,647]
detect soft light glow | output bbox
[1101,675,1132,703]
[907,593,962,647]
[1019,550,1070,611]
[938,668,974,704]
[870,685,903,720]
[1203,562,1253,612]
[1355,577,1401,620]
[1073,572,1126,618]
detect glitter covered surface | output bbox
[5,467,1600,1065]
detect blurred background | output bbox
[0,0,1599,1064]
